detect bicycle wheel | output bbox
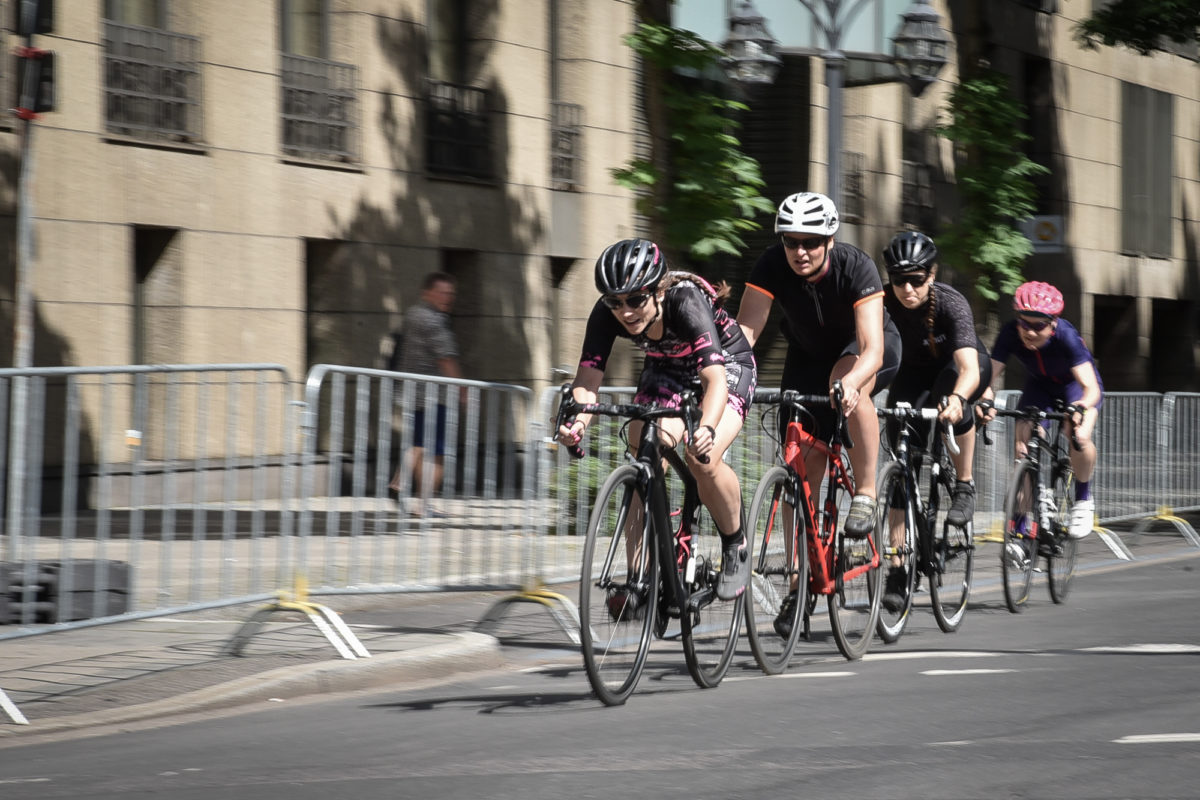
[1001,460,1038,613]
[929,467,973,633]
[1047,462,1077,604]
[744,465,805,674]
[875,460,915,644]
[579,464,659,706]
[668,456,744,689]
[828,470,883,660]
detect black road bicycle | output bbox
[979,400,1082,612]
[874,403,974,642]
[555,386,745,706]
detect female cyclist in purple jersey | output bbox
[557,238,758,603]
[979,281,1103,539]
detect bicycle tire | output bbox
[929,466,973,633]
[828,472,883,660]
[744,465,805,674]
[1001,460,1038,613]
[1047,463,1077,604]
[668,455,744,689]
[875,460,915,644]
[579,464,659,706]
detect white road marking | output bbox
[864,650,1007,662]
[1080,644,1200,654]
[921,668,1015,676]
[724,671,855,682]
[0,779,51,785]
[1114,733,1200,744]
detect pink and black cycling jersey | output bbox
[578,274,757,418]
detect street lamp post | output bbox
[721,0,782,89]
[724,0,949,214]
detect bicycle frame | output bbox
[777,395,877,595]
[879,405,957,574]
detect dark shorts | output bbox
[887,348,993,443]
[1019,380,1103,414]
[780,325,902,440]
[412,405,449,456]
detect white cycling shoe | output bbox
[1068,499,1095,539]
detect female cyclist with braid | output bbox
[880,232,991,608]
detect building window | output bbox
[279,0,359,162]
[841,151,865,224]
[281,0,326,58]
[102,5,203,143]
[1121,82,1173,258]
[551,102,583,191]
[425,79,492,180]
[901,160,935,230]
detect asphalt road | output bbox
[2,550,1199,800]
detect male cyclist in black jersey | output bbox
[737,192,900,540]
[557,238,758,612]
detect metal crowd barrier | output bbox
[3,367,1199,642]
[0,365,297,634]
[295,365,536,595]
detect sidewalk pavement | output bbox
[2,518,1197,743]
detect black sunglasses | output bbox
[602,292,652,311]
[1017,316,1054,332]
[781,235,827,251]
[890,272,930,289]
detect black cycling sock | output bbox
[720,527,744,546]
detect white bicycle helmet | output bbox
[775,191,840,236]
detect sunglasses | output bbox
[1017,316,1054,332]
[890,272,930,289]
[602,292,652,311]
[781,235,827,251]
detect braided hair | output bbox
[924,280,939,358]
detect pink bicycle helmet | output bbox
[1013,281,1063,316]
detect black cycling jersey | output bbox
[883,281,987,371]
[746,240,894,360]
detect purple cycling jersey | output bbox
[991,317,1104,404]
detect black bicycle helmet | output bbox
[594,238,667,296]
[882,231,938,273]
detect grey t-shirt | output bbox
[398,301,458,404]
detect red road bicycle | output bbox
[744,382,883,672]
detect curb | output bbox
[0,632,502,739]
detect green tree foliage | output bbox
[612,22,776,260]
[936,72,1049,301]
[1075,0,1199,56]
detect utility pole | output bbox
[7,0,56,563]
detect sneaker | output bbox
[773,590,799,638]
[882,566,908,613]
[844,494,877,538]
[946,480,976,528]
[1005,541,1029,569]
[606,586,645,622]
[1069,499,1095,539]
[715,534,749,601]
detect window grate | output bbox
[550,102,583,191]
[901,160,935,229]
[103,21,203,143]
[281,53,359,162]
[842,151,866,223]
[425,79,493,180]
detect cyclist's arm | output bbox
[558,365,604,445]
[939,346,980,424]
[691,363,729,455]
[841,294,884,411]
[735,284,772,348]
[1069,361,1102,413]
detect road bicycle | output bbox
[979,400,1081,612]
[874,403,973,643]
[554,386,745,706]
[744,382,883,673]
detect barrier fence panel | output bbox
[295,366,535,595]
[0,365,296,636]
[1092,393,1164,525]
